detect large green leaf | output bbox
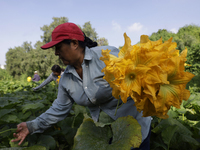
[183,94,197,107]
[73,116,142,150]
[16,112,32,121]
[73,117,112,150]
[176,105,187,114]
[161,125,178,149]
[167,109,179,118]
[152,118,192,136]
[0,98,9,108]
[180,134,200,148]
[110,116,142,149]
[21,103,45,113]
[0,97,20,109]
[0,115,21,123]
[83,113,114,128]
[74,105,87,116]
[190,95,200,107]
[36,135,56,150]
[9,139,28,148]
[0,126,11,137]
[97,111,115,127]
[152,136,168,150]
[0,109,16,118]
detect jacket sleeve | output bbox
[32,75,36,81]
[33,73,55,90]
[26,81,74,134]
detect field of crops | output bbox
[0,78,200,150]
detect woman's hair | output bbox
[51,65,62,73]
[62,32,97,49]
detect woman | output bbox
[33,65,64,91]
[32,71,40,82]
[12,22,151,149]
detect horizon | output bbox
[1,0,200,66]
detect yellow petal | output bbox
[140,35,150,43]
[118,33,132,58]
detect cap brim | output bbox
[41,40,63,49]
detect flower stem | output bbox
[114,99,120,116]
[0,128,17,135]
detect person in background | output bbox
[33,65,64,91]
[12,22,151,150]
[32,71,40,82]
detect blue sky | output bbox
[0,0,200,66]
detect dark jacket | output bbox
[32,74,40,81]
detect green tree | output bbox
[80,21,109,46]
[185,44,200,75]
[81,21,98,41]
[6,42,33,78]
[6,17,67,79]
[149,29,177,42]
[5,17,109,79]
[177,25,200,42]
[175,25,200,51]
[41,17,68,43]
[97,37,108,46]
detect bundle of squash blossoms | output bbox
[100,33,195,119]
[56,76,61,84]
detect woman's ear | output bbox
[70,39,79,49]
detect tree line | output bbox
[5,17,108,79]
[148,25,200,89]
[5,17,200,83]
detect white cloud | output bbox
[128,23,143,32]
[112,21,121,31]
[170,28,178,34]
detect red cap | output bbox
[41,22,84,49]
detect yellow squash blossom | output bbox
[27,77,32,82]
[100,33,195,119]
[56,76,61,84]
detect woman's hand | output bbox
[11,122,30,145]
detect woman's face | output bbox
[55,41,80,66]
[52,71,60,76]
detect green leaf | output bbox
[110,116,142,149]
[73,116,142,150]
[0,126,11,137]
[167,109,179,118]
[0,98,9,108]
[152,118,192,136]
[74,105,87,116]
[97,111,115,127]
[180,134,200,147]
[183,94,196,107]
[73,117,112,150]
[0,114,21,123]
[22,145,46,150]
[9,139,28,147]
[73,113,84,128]
[17,111,32,121]
[190,95,200,106]
[177,108,187,114]
[57,116,75,134]
[153,137,168,150]
[36,135,56,150]
[161,125,178,148]
[21,103,45,113]
[0,109,16,118]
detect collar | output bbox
[84,46,92,61]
